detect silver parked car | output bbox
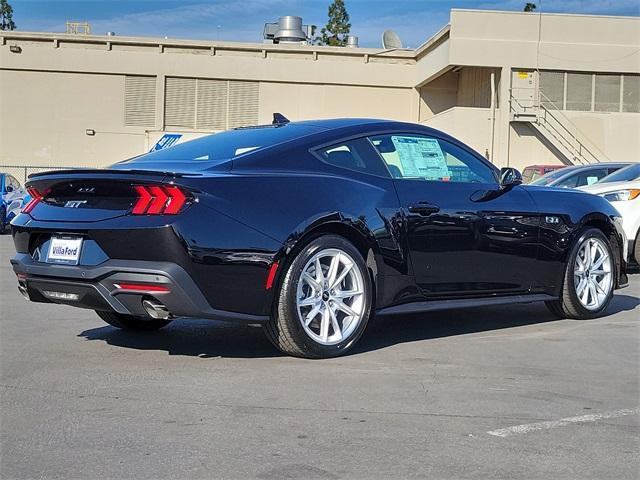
[529,163,630,188]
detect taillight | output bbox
[22,187,43,214]
[131,185,188,215]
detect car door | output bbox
[369,133,540,298]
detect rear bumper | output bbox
[11,253,269,323]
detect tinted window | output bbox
[315,137,389,177]
[369,134,496,184]
[8,176,20,189]
[555,168,609,188]
[530,167,574,185]
[599,163,640,183]
[116,124,324,166]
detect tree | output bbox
[524,3,537,12]
[318,0,351,46]
[0,0,16,30]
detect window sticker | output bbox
[586,175,599,185]
[391,136,451,180]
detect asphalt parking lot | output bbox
[1,234,639,480]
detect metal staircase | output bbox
[510,90,610,166]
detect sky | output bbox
[9,0,640,48]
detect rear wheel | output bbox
[545,228,615,319]
[96,310,172,331]
[264,235,373,359]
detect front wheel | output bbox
[96,310,172,331]
[264,235,373,359]
[546,228,615,319]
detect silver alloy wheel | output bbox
[574,237,613,311]
[296,248,366,345]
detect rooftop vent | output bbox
[263,16,312,44]
[346,35,359,48]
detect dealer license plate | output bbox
[47,236,83,265]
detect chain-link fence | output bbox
[0,165,75,184]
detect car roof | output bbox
[553,163,629,176]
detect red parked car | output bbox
[522,164,565,184]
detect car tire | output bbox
[96,310,172,331]
[634,231,640,265]
[264,235,373,359]
[545,228,615,319]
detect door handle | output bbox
[408,202,440,216]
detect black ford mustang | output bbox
[10,118,628,358]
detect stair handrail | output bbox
[536,90,611,163]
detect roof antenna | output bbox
[272,112,290,125]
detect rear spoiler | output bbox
[27,168,199,180]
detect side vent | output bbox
[165,77,197,129]
[164,77,259,130]
[124,76,157,127]
[196,79,228,130]
[228,81,260,128]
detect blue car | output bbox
[1,173,29,232]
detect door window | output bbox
[369,134,496,184]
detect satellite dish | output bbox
[382,30,403,49]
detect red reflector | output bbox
[113,283,170,293]
[265,262,279,290]
[15,273,27,281]
[163,185,187,215]
[132,185,153,214]
[22,187,43,214]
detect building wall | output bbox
[1,10,638,175]
[0,69,149,167]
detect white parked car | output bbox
[580,163,640,264]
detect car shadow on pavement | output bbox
[79,321,283,358]
[78,293,639,359]
[353,293,640,355]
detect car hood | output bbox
[578,180,640,194]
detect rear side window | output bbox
[314,137,389,177]
[369,134,496,184]
[116,124,325,167]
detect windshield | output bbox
[116,124,324,167]
[598,163,640,183]
[529,167,572,185]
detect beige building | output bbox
[1,9,639,181]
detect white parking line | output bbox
[487,408,640,437]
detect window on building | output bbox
[566,73,593,111]
[594,74,621,112]
[623,75,640,113]
[164,77,259,130]
[368,134,496,184]
[539,71,564,109]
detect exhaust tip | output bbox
[18,284,29,300]
[142,298,171,320]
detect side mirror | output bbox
[500,167,523,188]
